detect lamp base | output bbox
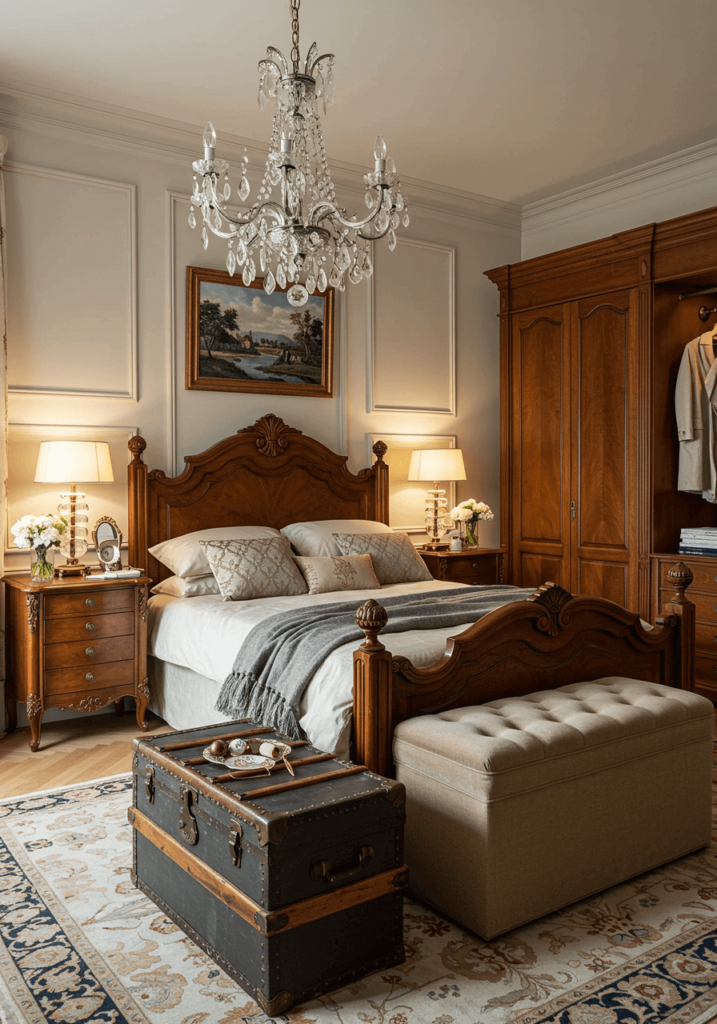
[56,563,91,578]
[421,540,451,551]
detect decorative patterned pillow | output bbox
[150,525,281,578]
[281,519,392,557]
[294,553,380,595]
[199,536,308,601]
[151,574,220,598]
[332,532,433,585]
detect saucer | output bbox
[225,754,275,772]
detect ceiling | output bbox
[3,0,717,205]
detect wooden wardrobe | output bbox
[486,206,717,701]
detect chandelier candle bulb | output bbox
[189,0,407,307]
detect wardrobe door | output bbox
[570,290,638,609]
[510,304,572,589]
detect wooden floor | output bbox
[0,711,173,799]
[1,708,716,802]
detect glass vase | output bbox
[30,545,54,583]
[464,520,480,548]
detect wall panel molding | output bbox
[5,162,137,399]
[367,238,456,415]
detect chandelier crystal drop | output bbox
[189,0,407,307]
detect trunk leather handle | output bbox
[311,845,374,884]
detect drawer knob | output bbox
[85,672,95,682]
[472,563,478,569]
[85,597,96,607]
[85,621,96,631]
[713,666,717,674]
[85,646,95,657]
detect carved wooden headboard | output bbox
[127,414,389,583]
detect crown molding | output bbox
[522,136,717,237]
[0,75,521,231]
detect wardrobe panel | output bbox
[510,306,570,588]
[574,297,631,550]
[577,561,627,606]
[519,553,566,591]
[512,310,566,543]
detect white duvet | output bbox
[148,579,482,756]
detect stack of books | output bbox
[678,528,717,557]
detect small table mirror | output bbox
[93,517,123,571]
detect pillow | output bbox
[294,553,380,595]
[332,532,433,585]
[151,574,219,598]
[199,536,308,601]
[281,519,392,557]
[149,526,281,578]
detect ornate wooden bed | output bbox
[128,414,696,775]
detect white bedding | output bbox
[148,579,480,756]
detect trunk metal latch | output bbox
[144,766,155,804]
[178,785,199,845]
[229,819,243,867]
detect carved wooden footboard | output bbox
[352,565,696,776]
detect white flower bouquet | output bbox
[11,514,68,581]
[450,499,494,547]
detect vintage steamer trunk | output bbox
[130,720,407,1014]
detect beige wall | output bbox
[0,87,521,725]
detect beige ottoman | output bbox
[393,677,713,940]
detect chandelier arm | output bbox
[309,53,335,76]
[200,199,288,233]
[265,47,289,76]
[310,188,390,231]
[303,42,317,74]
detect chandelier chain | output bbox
[291,0,300,72]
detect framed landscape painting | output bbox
[186,266,334,397]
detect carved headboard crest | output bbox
[527,581,574,636]
[240,413,302,458]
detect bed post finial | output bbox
[372,440,387,463]
[128,435,147,465]
[665,562,694,604]
[353,600,393,776]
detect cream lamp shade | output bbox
[407,448,466,483]
[34,441,114,483]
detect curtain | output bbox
[0,136,8,737]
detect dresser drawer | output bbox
[44,634,135,670]
[45,660,135,696]
[695,621,717,650]
[44,587,135,618]
[448,557,495,579]
[659,587,717,621]
[44,611,135,645]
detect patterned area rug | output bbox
[1,755,716,1024]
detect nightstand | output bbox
[419,547,507,586]
[3,573,151,751]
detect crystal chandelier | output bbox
[189,0,408,308]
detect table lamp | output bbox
[34,440,114,576]
[408,448,467,549]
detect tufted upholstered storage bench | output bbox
[393,677,714,940]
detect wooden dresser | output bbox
[419,547,506,586]
[652,553,717,702]
[3,573,151,751]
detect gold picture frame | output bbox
[185,266,334,397]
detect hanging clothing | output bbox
[676,330,717,502]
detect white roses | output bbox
[11,514,68,550]
[450,499,494,523]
